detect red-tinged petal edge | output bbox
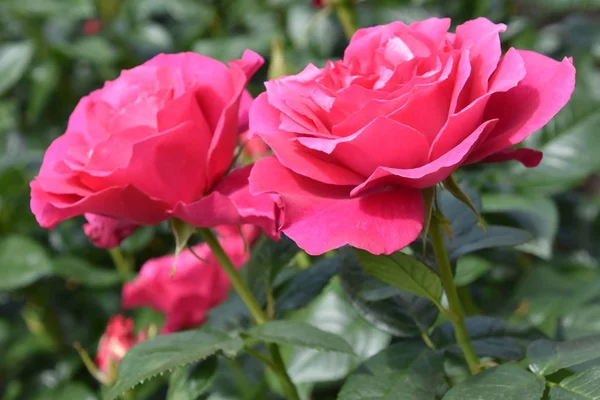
[479,147,543,168]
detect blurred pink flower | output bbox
[122,225,260,333]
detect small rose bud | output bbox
[95,315,147,383]
[83,214,138,249]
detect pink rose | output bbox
[95,315,147,377]
[240,130,270,162]
[249,17,575,255]
[30,51,278,238]
[83,213,138,249]
[122,225,260,333]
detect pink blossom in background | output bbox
[95,315,147,377]
[83,213,138,249]
[83,19,102,35]
[122,225,260,333]
[240,130,270,161]
[30,51,279,239]
[248,17,575,256]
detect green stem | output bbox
[420,330,436,350]
[198,229,300,400]
[429,218,480,374]
[267,344,300,399]
[335,2,358,39]
[225,358,254,400]
[198,229,267,324]
[109,247,133,282]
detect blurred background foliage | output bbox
[1,0,600,399]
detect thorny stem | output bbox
[429,217,481,374]
[197,229,300,400]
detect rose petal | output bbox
[409,18,451,47]
[479,147,543,167]
[157,91,211,134]
[207,51,264,186]
[455,17,507,97]
[297,117,429,176]
[429,48,526,160]
[467,51,575,163]
[352,119,498,193]
[238,90,254,133]
[173,165,278,238]
[102,121,211,205]
[251,93,364,185]
[387,55,457,143]
[30,182,169,228]
[250,157,424,255]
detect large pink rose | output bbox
[249,17,575,255]
[122,225,259,333]
[30,51,278,237]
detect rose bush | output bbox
[30,51,278,237]
[122,225,259,333]
[249,17,575,255]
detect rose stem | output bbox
[429,216,481,374]
[197,228,300,400]
[335,2,358,39]
[108,247,133,282]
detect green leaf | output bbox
[64,37,118,65]
[27,60,59,124]
[167,357,217,400]
[282,279,390,384]
[550,366,600,399]
[0,41,34,96]
[104,330,243,400]
[443,365,544,400]
[563,306,600,340]
[339,249,438,338]
[171,219,196,258]
[34,383,97,400]
[338,343,446,400]
[432,317,544,362]
[447,225,533,259]
[512,267,600,336]
[433,185,532,258]
[243,235,299,305]
[453,256,492,286]
[482,194,559,259]
[120,226,155,254]
[245,320,354,355]
[0,235,53,291]
[528,335,600,376]
[514,99,600,195]
[275,256,338,315]
[357,250,442,306]
[443,175,486,231]
[53,257,120,288]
